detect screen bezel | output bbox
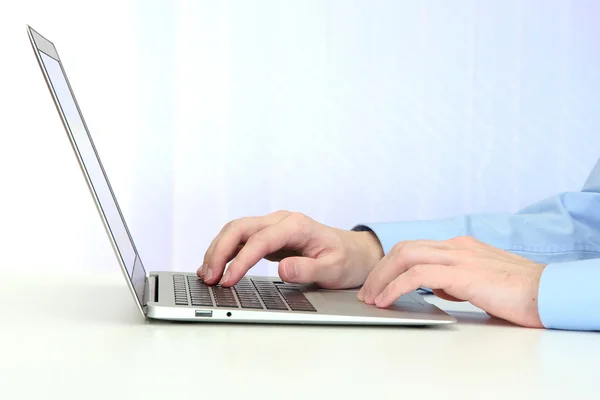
[27,25,147,315]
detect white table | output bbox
[0,270,597,400]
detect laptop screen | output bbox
[31,28,146,308]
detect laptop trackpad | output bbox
[309,289,425,316]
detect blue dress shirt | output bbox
[355,158,600,331]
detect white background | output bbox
[1,1,599,277]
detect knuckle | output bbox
[390,242,403,253]
[273,210,292,217]
[389,243,403,257]
[286,212,310,230]
[450,235,477,246]
[248,233,272,254]
[393,244,412,259]
[249,232,268,247]
[408,264,426,281]
[288,211,308,222]
[223,219,247,236]
[222,220,236,233]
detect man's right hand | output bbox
[198,211,384,289]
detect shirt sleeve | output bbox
[352,190,600,331]
[354,191,600,264]
[538,258,600,331]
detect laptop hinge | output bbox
[144,274,159,305]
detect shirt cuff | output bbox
[538,258,600,331]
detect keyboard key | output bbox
[279,288,317,312]
[240,293,259,299]
[264,303,288,310]
[238,298,260,304]
[212,286,240,308]
[191,298,212,303]
[176,275,317,312]
[186,276,215,307]
[216,303,238,308]
[240,303,262,309]
[191,300,213,306]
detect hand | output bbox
[198,211,384,289]
[358,236,546,328]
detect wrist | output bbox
[353,230,384,270]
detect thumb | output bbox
[278,256,339,284]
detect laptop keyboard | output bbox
[172,275,317,312]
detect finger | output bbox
[201,211,289,282]
[357,240,450,300]
[360,244,454,304]
[278,255,341,286]
[432,289,464,302]
[218,214,312,286]
[199,244,245,279]
[200,226,247,277]
[199,245,298,279]
[374,264,456,308]
[203,211,289,265]
[201,210,291,271]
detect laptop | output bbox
[27,26,456,326]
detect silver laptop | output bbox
[27,26,456,326]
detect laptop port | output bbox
[194,310,213,318]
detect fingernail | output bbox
[198,263,206,276]
[357,288,364,301]
[204,268,213,281]
[220,270,231,285]
[284,262,296,279]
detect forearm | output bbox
[355,191,600,265]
